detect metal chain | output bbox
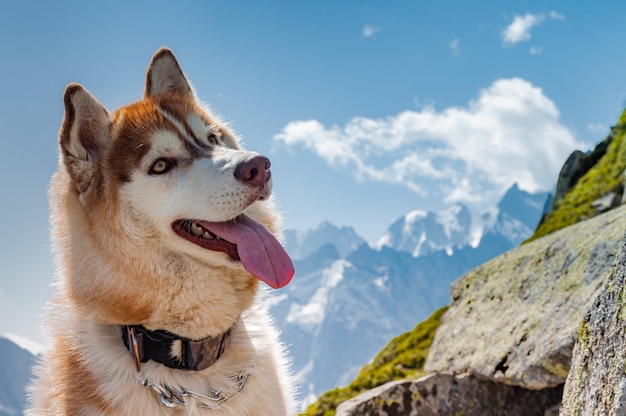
[140,365,253,410]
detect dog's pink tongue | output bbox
[204,215,294,289]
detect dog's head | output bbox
[51,49,293,335]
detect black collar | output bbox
[122,321,236,372]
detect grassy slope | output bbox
[528,111,626,242]
[303,306,448,416]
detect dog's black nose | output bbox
[235,156,271,187]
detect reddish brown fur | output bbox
[41,331,112,415]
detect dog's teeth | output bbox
[190,222,204,237]
[202,231,214,240]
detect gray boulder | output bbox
[550,134,613,212]
[425,205,626,389]
[336,373,563,416]
[591,192,621,214]
[560,232,626,415]
[551,150,587,211]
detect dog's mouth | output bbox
[172,215,294,289]
[174,219,240,260]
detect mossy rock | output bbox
[426,204,626,389]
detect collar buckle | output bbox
[125,326,142,372]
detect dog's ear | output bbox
[145,48,194,99]
[59,83,110,195]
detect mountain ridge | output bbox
[291,183,549,261]
[274,183,549,406]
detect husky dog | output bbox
[26,48,296,415]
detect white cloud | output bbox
[502,13,545,45]
[362,25,380,39]
[449,38,461,57]
[274,78,585,207]
[549,11,565,20]
[502,12,565,46]
[530,46,543,55]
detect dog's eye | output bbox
[149,158,175,175]
[207,133,218,146]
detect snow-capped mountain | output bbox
[378,183,548,258]
[475,184,549,257]
[377,204,478,256]
[271,184,550,406]
[0,336,40,416]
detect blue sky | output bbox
[2,0,626,344]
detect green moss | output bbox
[578,319,592,352]
[303,306,448,416]
[539,358,571,380]
[619,278,626,321]
[526,112,626,243]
